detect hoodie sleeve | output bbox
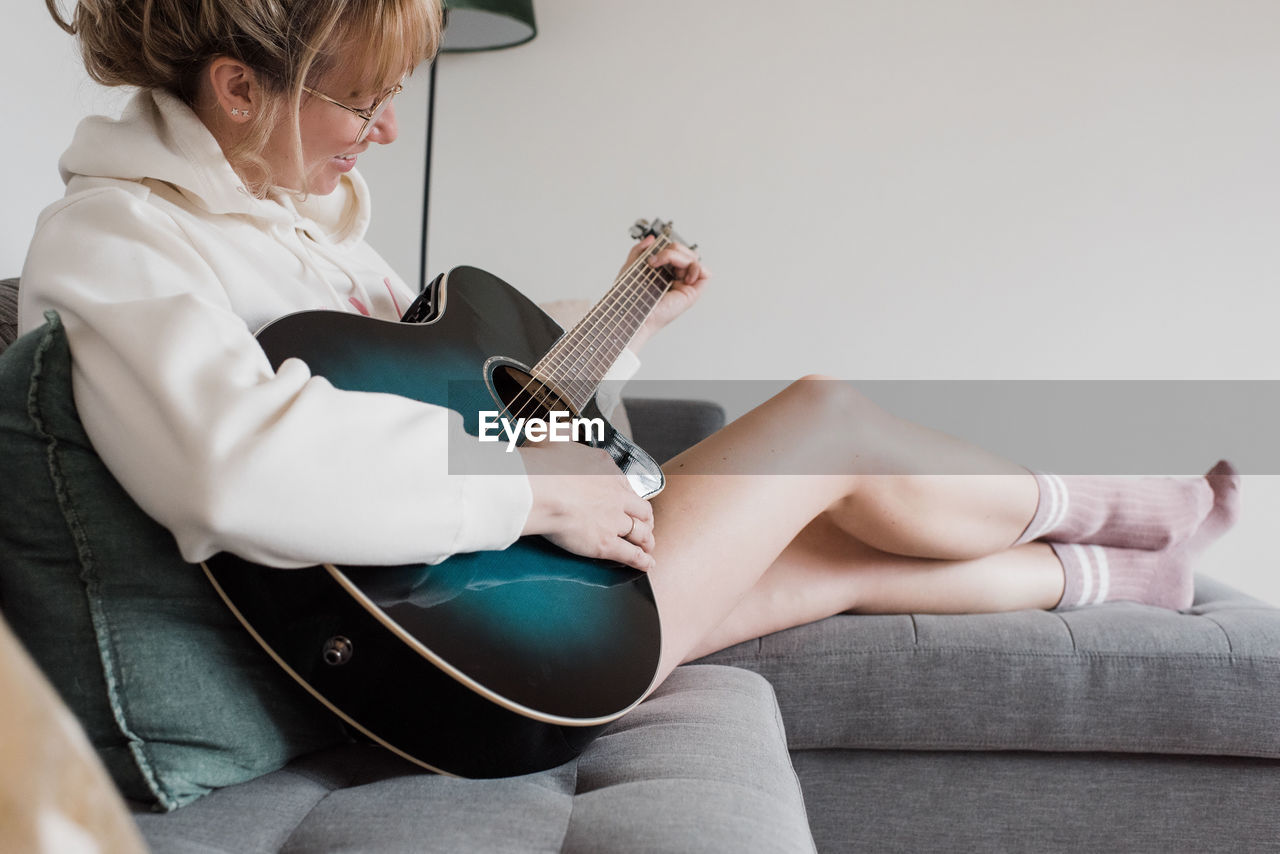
[20,187,532,569]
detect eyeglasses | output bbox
[302,81,404,144]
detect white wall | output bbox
[1,3,130,268]
[5,1,1278,604]
[419,0,1280,604]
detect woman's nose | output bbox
[367,102,399,145]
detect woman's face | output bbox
[264,63,403,194]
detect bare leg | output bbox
[646,376,1045,684]
[815,396,1040,559]
[824,473,1039,560]
[685,515,1064,661]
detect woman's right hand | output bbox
[518,442,656,570]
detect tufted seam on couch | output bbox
[731,601,1279,662]
[768,678,815,852]
[1055,611,1079,652]
[279,779,347,854]
[1194,612,1236,658]
[739,646,1280,663]
[245,745,376,854]
[556,748,581,854]
[782,736,1280,759]
[562,667,816,854]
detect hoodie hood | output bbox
[58,89,371,247]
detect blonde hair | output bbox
[47,0,443,193]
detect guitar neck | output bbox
[532,232,678,413]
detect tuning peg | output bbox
[629,219,651,239]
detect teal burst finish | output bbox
[244,267,661,722]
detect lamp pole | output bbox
[416,1,537,294]
[418,60,439,294]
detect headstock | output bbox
[630,218,696,253]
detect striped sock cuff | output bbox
[1050,542,1110,610]
[1013,472,1070,546]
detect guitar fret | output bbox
[535,234,677,412]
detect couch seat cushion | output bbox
[132,665,817,854]
[701,576,1280,759]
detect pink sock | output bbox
[1013,470,1214,550]
[1050,461,1241,610]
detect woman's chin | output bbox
[304,169,344,196]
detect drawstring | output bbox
[267,186,384,317]
[286,220,380,317]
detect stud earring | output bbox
[230,108,250,118]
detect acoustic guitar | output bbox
[203,219,690,778]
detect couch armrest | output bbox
[621,397,726,463]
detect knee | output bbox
[786,375,900,474]
[788,375,884,430]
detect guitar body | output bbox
[203,265,665,778]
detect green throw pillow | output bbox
[0,312,347,810]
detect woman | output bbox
[24,0,1238,692]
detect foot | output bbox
[1051,461,1241,610]
[1017,470,1215,551]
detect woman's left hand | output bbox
[620,235,711,353]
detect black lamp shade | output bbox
[441,0,537,52]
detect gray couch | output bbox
[4,277,1280,852]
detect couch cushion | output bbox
[701,575,1280,759]
[0,314,346,811]
[623,397,726,463]
[133,665,817,854]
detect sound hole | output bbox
[491,365,573,431]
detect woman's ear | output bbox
[206,57,259,123]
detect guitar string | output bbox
[491,232,674,431]
[536,236,674,411]
[541,235,667,397]
[502,238,664,422]
[565,246,674,388]
[521,231,671,412]
[509,234,677,429]
[510,237,670,424]
[565,248,676,403]
[540,231,678,404]
[539,263,663,409]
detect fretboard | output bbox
[531,236,676,413]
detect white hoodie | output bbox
[20,89,636,568]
